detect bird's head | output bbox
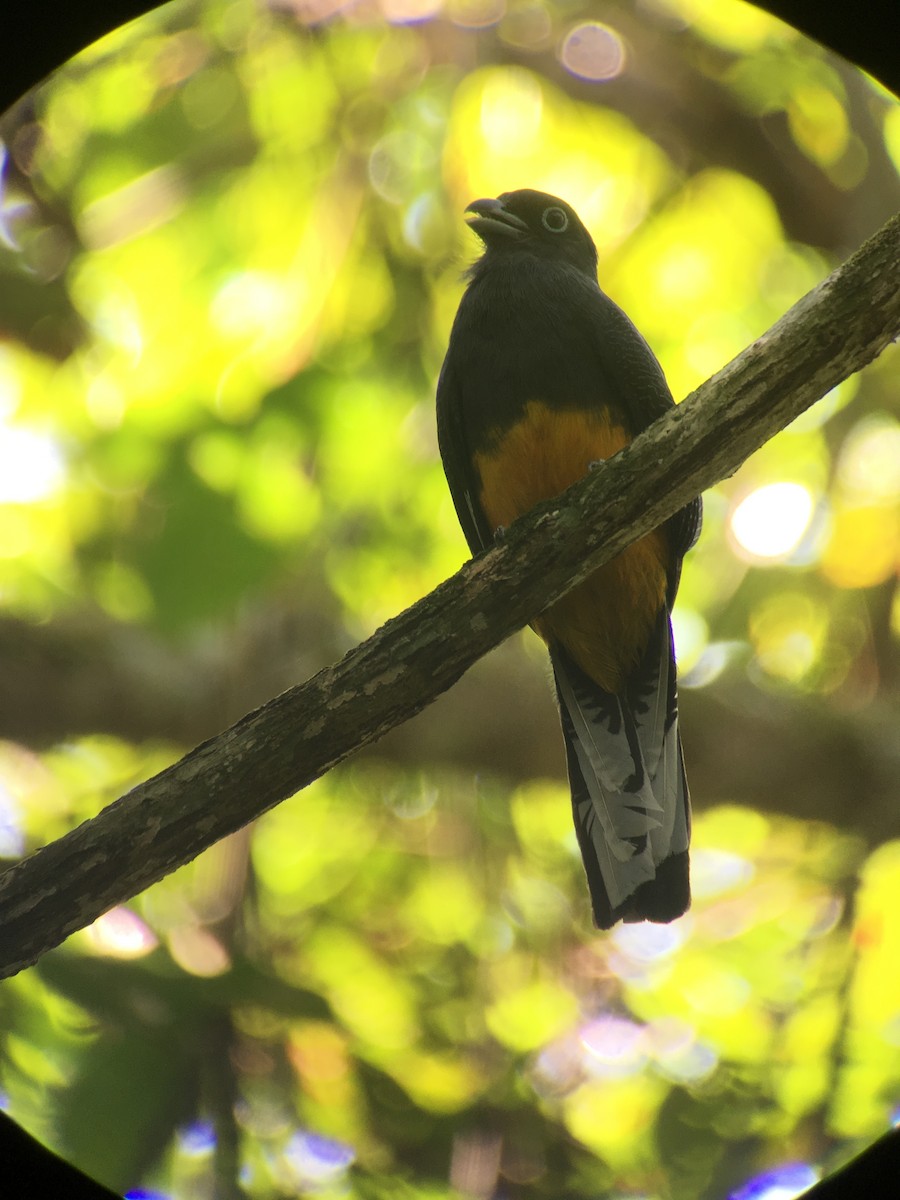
[464,189,598,277]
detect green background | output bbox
[0,0,898,1195]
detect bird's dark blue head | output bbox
[465,189,599,278]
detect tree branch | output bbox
[0,211,898,979]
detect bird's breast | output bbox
[474,400,668,693]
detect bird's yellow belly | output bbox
[474,401,667,693]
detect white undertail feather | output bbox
[554,670,660,908]
[632,619,688,864]
[553,614,688,912]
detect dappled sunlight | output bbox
[0,424,65,503]
[78,165,188,251]
[729,482,816,562]
[448,67,673,252]
[0,0,898,1195]
[83,907,159,959]
[478,68,544,157]
[3,733,899,1193]
[279,1129,355,1190]
[559,22,626,83]
[167,926,232,977]
[836,413,900,503]
[666,0,785,53]
[579,1014,649,1079]
[822,502,900,590]
[610,169,788,394]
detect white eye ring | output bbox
[541,206,569,233]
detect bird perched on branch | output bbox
[436,189,701,928]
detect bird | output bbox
[436,188,702,929]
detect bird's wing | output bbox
[667,495,703,557]
[664,494,703,606]
[578,280,677,429]
[435,356,492,554]
[552,613,690,928]
[577,280,704,599]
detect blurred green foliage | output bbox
[0,0,899,1196]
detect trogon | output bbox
[436,189,702,929]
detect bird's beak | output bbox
[464,197,529,241]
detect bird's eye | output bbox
[541,206,569,233]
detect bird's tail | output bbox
[551,612,690,929]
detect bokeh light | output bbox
[821,502,900,589]
[690,848,755,899]
[579,1015,648,1079]
[729,1163,819,1200]
[0,426,64,502]
[560,22,626,82]
[280,1130,355,1188]
[84,907,158,959]
[836,414,900,502]
[177,1121,216,1157]
[729,482,816,562]
[167,926,231,977]
[0,783,24,856]
[0,1,898,1197]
